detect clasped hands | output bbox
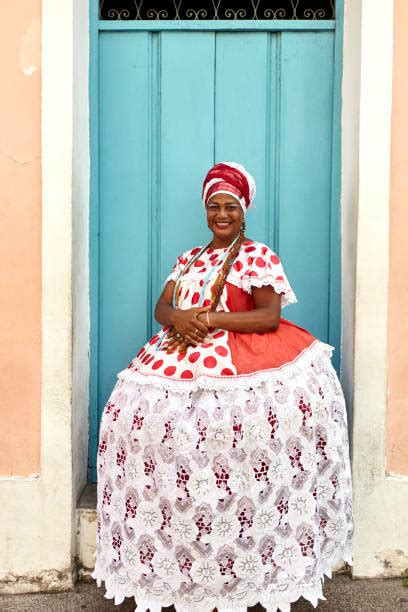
[164,307,211,354]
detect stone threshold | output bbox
[76,484,97,579]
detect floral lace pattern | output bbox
[92,344,354,611]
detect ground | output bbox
[0,576,407,611]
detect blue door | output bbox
[89,3,344,480]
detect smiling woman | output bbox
[92,161,354,611]
[206,194,244,246]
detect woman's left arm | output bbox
[197,285,281,333]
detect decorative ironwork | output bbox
[99,0,335,20]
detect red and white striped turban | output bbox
[202,161,256,213]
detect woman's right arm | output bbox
[154,280,178,327]
[154,281,209,345]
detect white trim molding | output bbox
[350,0,408,577]
[0,0,76,592]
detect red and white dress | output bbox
[92,240,354,612]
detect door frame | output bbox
[88,0,345,481]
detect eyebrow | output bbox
[207,202,240,207]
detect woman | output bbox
[92,162,354,612]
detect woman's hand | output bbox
[154,282,210,352]
[166,311,211,353]
[163,329,190,354]
[170,307,210,346]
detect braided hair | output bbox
[209,229,245,310]
[168,230,245,353]
[174,229,246,311]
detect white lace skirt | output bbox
[92,341,354,611]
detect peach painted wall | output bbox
[387,0,408,475]
[0,2,41,475]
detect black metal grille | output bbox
[99,0,335,20]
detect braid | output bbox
[210,230,245,310]
[174,231,245,311]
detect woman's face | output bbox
[206,193,244,245]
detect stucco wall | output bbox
[0,2,42,476]
[0,0,76,591]
[387,0,408,476]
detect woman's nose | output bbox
[216,208,229,218]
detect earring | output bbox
[241,220,246,232]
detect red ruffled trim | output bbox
[225,282,315,374]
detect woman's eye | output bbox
[207,204,239,212]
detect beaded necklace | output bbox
[152,230,245,353]
[173,231,242,310]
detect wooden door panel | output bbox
[278,31,334,338]
[97,32,151,450]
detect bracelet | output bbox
[206,311,211,327]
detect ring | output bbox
[194,328,198,334]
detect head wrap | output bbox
[202,161,256,213]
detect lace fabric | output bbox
[92,341,354,611]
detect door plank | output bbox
[214,32,275,248]
[278,31,335,340]
[98,32,151,420]
[158,32,216,320]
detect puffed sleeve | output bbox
[241,242,297,308]
[164,252,189,284]
[164,246,203,284]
